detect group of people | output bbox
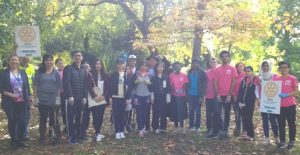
[0,50,298,151]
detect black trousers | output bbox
[241,103,255,138]
[67,99,84,139]
[90,105,106,134]
[6,102,26,144]
[278,105,296,142]
[152,93,167,130]
[112,98,126,133]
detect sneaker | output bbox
[275,137,280,144]
[69,138,78,144]
[155,129,160,134]
[241,132,247,138]
[17,142,29,148]
[138,130,144,138]
[99,134,105,139]
[95,134,102,142]
[287,141,294,150]
[277,142,286,149]
[263,137,270,145]
[115,133,121,140]
[143,128,148,134]
[195,128,201,133]
[206,133,218,139]
[120,132,125,139]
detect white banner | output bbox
[15,26,41,57]
[260,81,282,114]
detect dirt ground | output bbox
[0,104,299,155]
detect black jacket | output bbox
[187,69,207,98]
[108,71,131,99]
[63,63,88,100]
[0,69,31,112]
[237,77,256,107]
[150,73,170,95]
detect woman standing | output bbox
[34,54,61,145]
[131,63,152,137]
[0,55,32,149]
[233,62,246,137]
[150,62,170,134]
[275,61,298,150]
[169,62,189,132]
[108,59,131,139]
[87,59,108,141]
[238,66,257,140]
[256,60,279,145]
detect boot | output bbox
[39,123,47,145]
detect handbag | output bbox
[91,75,102,96]
[88,75,105,108]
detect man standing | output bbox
[20,57,35,140]
[63,51,88,144]
[214,50,238,138]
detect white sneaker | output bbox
[99,134,105,139]
[155,129,160,134]
[120,132,125,139]
[263,137,270,145]
[115,132,121,140]
[95,134,102,142]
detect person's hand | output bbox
[95,96,105,102]
[225,96,232,103]
[126,99,131,104]
[55,96,61,106]
[68,97,74,105]
[82,98,87,105]
[233,96,238,103]
[199,98,203,106]
[238,102,246,109]
[216,95,221,102]
[279,93,289,98]
[34,98,39,106]
[145,80,151,85]
[133,98,139,106]
[109,97,112,104]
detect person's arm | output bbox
[87,73,97,98]
[63,66,73,99]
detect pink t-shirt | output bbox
[169,72,189,97]
[205,69,216,99]
[274,75,298,107]
[233,72,246,97]
[215,64,238,96]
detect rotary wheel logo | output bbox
[19,27,36,42]
[264,82,278,98]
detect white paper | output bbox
[163,80,167,88]
[260,81,282,114]
[15,26,41,57]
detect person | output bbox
[187,59,207,132]
[124,54,137,132]
[20,57,35,140]
[150,62,170,134]
[33,54,62,145]
[108,59,131,139]
[205,58,220,138]
[63,51,88,144]
[130,63,152,138]
[214,50,238,138]
[255,60,279,145]
[55,58,67,133]
[275,61,298,150]
[237,66,257,141]
[169,62,189,132]
[0,55,32,149]
[87,59,109,141]
[233,62,246,137]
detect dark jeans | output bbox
[90,105,106,134]
[218,96,232,132]
[24,102,31,138]
[152,93,167,130]
[134,95,150,131]
[261,112,279,138]
[210,99,222,134]
[39,104,61,138]
[241,104,255,138]
[66,99,84,139]
[82,103,90,136]
[188,95,202,129]
[60,94,67,125]
[112,98,126,133]
[145,101,151,131]
[233,101,244,133]
[205,98,215,131]
[6,102,26,144]
[278,105,296,143]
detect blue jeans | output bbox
[134,95,150,131]
[233,101,244,133]
[261,112,279,138]
[219,96,232,132]
[188,95,202,129]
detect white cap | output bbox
[128,55,137,59]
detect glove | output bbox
[225,96,232,103]
[68,97,74,105]
[82,98,87,105]
[125,103,132,111]
[279,93,289,98]
[216,95,222,102]
[166,93,171,103]
[55,96,61,106]
[238,102,246,109]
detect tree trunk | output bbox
[192,32,202,60]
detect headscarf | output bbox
[259,60,273,80]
